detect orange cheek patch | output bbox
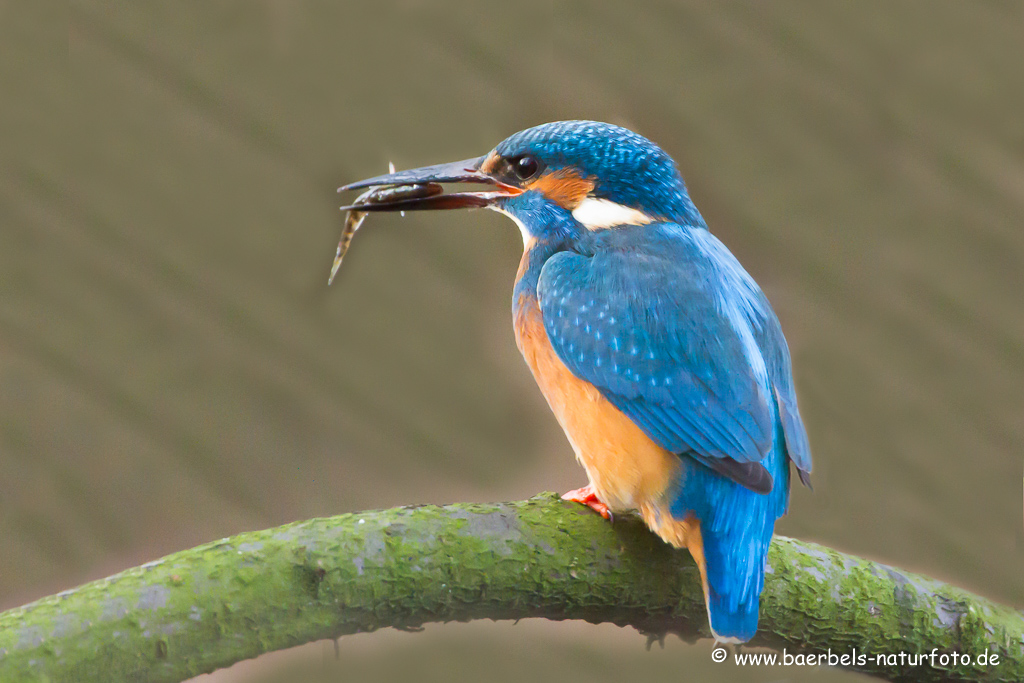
[526,169,595,209]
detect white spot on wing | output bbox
[572,197,654,230]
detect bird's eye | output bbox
[511,155,541,180]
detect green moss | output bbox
[1,495,1020,683]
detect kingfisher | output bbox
[338,121,812,643]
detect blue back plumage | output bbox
[535,222,811,640]
[539,225,775,464]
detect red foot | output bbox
[562,484,613,521]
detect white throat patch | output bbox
[571,197,654,230]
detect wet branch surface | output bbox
[1,494,1021,682]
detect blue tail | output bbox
[703,524,770,642]
[671,427,791,643]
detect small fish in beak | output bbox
[330,155,523,285]
[328,180,443,285]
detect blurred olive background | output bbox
[4,1,1023,681]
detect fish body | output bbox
[329,182,443,284]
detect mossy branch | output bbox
[1,494,1021,682]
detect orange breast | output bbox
[514,294,685,535]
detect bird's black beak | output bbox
[337,156,520,211]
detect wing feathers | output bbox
[538,237,776,470]
[699,457,774,495]
[774,385,812,477]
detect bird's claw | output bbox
[562,485,613,522]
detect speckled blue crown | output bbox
[494,121,704,226]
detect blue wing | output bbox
[537,224,810,484]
